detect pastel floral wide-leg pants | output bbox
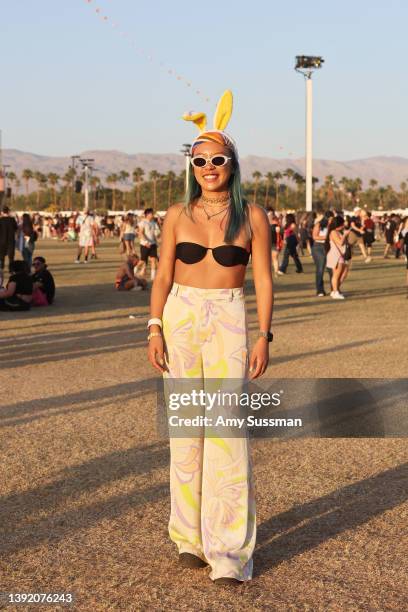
[162,282,256,581]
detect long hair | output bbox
[325,215,344,253]
[284,213,296,230]
[184,153,250,243]
[22,213,33,233]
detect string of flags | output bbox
[83,0,210,103]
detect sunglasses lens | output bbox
[192,157,207,167]
[211,156,227,166]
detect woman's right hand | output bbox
[148,335,168,373]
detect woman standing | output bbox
[278,213,303,274]
[18,213,37,270]
[311,210,333,296]
[266,207,282,277]
[147,92,273,584]
[121,213,136,256]
[326,216,351,300]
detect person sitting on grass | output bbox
[115,254,147,291]
[0,260,33,311]
[62,216,78,242]
[32,256,56,305]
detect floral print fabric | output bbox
[162,282,256,581]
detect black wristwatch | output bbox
[258,330,273,342]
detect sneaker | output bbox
[277,271,285,276]
[331,291,345,300]
[75,259,80,263]
[84,259,88,264]
[179,553,208,569]
[317,293,325,297]
[214,577,242,585]
[365,257,372,263]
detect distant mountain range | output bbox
[3,149,408,191]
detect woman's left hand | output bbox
[248,338,270,379]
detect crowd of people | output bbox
[1,203,407,312]
[266,206,408,298]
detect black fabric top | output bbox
[175,242,250,267]
[350,215,363,234]
[32,269,56,303]
[8,272,33,296]
[270,225,279,246]
[0,216,18,246]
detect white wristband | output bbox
[147,317,162,329]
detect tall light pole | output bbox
[180,144,191,194]
[71,155,80,208]
[3,165,11,199]
[80,158,95,211]
[295,55,324,212]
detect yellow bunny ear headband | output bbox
[182,90,238,159]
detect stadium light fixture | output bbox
[80,158,95,211]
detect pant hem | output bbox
[208,559,253,582]
[177,542,207,563]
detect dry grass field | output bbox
[0,239,407,611]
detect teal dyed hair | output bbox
[184,153,251,243]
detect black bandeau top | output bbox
[175,242,251,267]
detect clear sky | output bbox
[2,0,407,160]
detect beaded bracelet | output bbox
[147,317,162,329]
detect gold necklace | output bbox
[200,193,230,206]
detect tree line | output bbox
[3,167,408,212]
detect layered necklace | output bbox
[199,193,231,220]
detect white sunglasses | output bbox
[190,154,232,168]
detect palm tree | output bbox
[166,171,176,208]
[22,168,33,199]
[90,176,101,189]
[264,172,273,207]
[378,186,387,209]
[149,170,160,210]
[106,173,119,210]
[15,178,21,198]
[323,174,336,203]
[284,168,295,183]
[47,173,60,207]
[338,176,351,207]
[90,175,101,202]
[118,171,130,209]
[119,170,130,185]
[273,171,283,209]
[6,171,16,201]
[252,171,262,204]
[399,181,407,206]
[63,168,76,208]
[132,167,144,208]
[292,172,305,208]
[33,171,47,207]
[354,177,363,195]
